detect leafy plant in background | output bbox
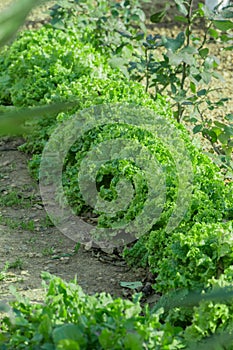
[49,0,148,54]
[0,0,38,47]
[45,0,233,173]
[0,0,76,135]
[113,0,233,173]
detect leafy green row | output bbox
[0,26,119,106]
[0,273,184,349]
[2,272,233,349]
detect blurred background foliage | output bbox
[0,0,75,135]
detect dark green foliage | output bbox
[122,235,149,268]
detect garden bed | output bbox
[0,0,233,349]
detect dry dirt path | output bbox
[0,138,147,302]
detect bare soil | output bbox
[0,138,150,302]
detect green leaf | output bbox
[220,33,233,42]
[212,71,224,81]
[202,128,218,143]
[214,121,225,128]
[197,89,207,97]
[174,0,188,16]
[190,117,198,123]
[201,71,212,84]
[171,83,177,94]
[199,48,209,58]
[163,32,185,52]
[150,10,166,23]
[225,113,233,121]
[182,52,196,65]
[189,332,233,350]
[212,126,222,136]
[38,314,52,341]
[174,15,189,23]
[213,20,233,31]
[228,140,233,147]
[166,51,183,65]
[56,340,80,350]
[109,57,129,78]
[123,333,143,350]
[120,281,143,289]
[223,125,233,136]
[193,124,203,134]
[111,9,119,17]
[182,101,193,105]
[218,132,229,145]
[99,329,116,349]
[180,46,197,54]
[208,28,219,38]
[224,45,233,50]
[53,324,86,348]
[190,81,196,93]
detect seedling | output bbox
[8,258,24,270]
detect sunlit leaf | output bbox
[213,20,233,31]
[174,0,188,16]
[208,28,219,38]
[202,128,218,142]
[190,81,196,93]
[120,281,143,289]
[174,15,189,23]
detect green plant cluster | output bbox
[49,0,147,54]
[0,25,121,106]
[0,0,233,348]
[60,0,232,172]
[148,221,233,292]
[0,273,185,349]
[127,2,233,168]
[0,23,169,163]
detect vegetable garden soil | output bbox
[0,0,232,303]
[0,138,148,302]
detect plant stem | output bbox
[178,0,194,123]
[198,20,213,51]
[145,48,150,93]
[181,0,193,91]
